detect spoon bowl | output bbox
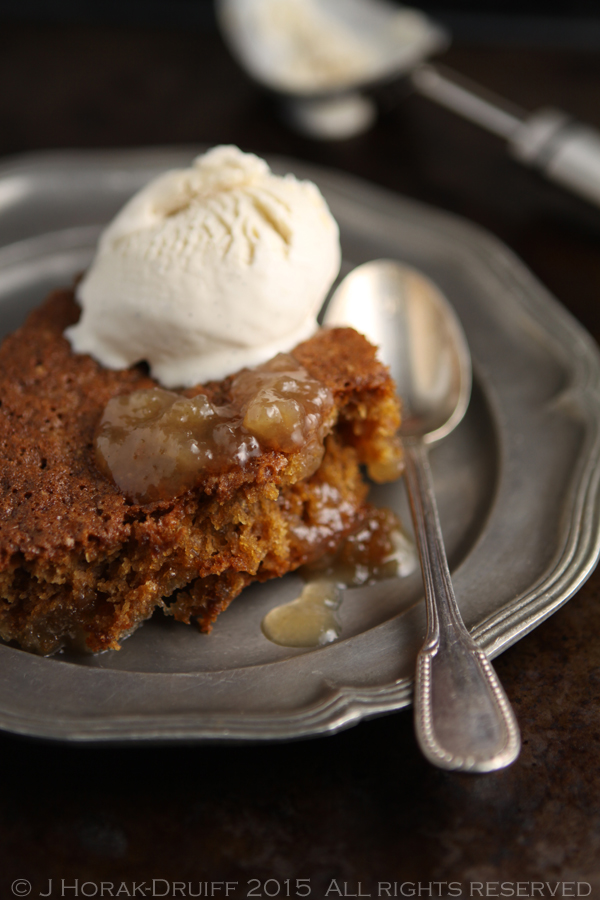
[325,259,471,442]
[325,259,521,773]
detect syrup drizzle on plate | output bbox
[262,506,416,647]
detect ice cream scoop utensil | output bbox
[325,260,521,772]
[411,63,600,213]
[217,0,600,211]
[216,0,447,139]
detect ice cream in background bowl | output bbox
[66,145,341,387]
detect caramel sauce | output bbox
[261,580,342,648]
[261,507,417,648]
[94,354,334,503]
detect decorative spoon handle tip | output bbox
[405,438,521,773]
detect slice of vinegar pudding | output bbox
[0,288,403,654]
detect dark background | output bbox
[1,1,600,894]
[3,0,600,38]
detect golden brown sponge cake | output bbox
[0,289,402,654]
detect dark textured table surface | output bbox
[1,18,600,897]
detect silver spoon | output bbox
[325,260,521,772]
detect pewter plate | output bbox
[1,148,599,743]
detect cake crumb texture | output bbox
[0,289,401,654]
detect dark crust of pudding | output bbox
[0,288,402,654]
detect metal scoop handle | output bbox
[413,63,600,212]
[404,437,521,773]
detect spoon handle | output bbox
[403,438,521,772]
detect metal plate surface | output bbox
[1,148,599,743]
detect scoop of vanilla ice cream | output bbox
[66,146,341,387]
